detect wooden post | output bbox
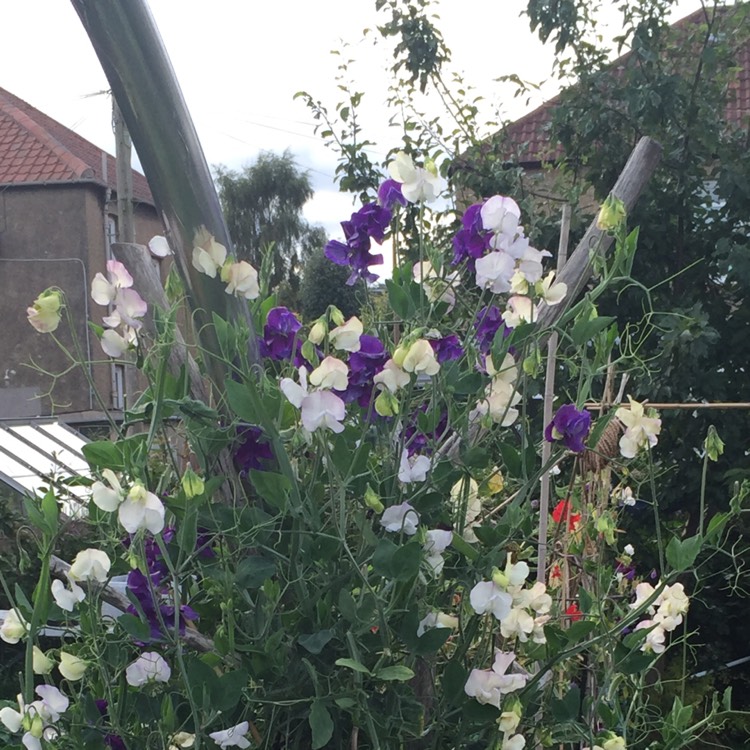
[113,101,135,244]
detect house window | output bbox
[112,364,125,410]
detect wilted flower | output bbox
[545,404,592,453]
[27,289,63,333]
[551,500,581,531]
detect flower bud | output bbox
[59,651,88,681]
[33,646,55,675]
[329,306,345,326]
[491,567,509,589]
[596,195,626,231]
[308,320,327,345]
[705,425,725,462]
[181,466,205,499]
[364,485,384,514]
[375,390,399,417]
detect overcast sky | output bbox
[1,0,700,240]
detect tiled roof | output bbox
[0,86,154,205]
[503,6,750,165]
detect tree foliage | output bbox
[299,244,361,321]
[215,150,322,300]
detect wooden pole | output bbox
[113,100,135,244]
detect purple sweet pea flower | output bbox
[429,335,464,364]
[344,335,388,408]
[452,203,492,267]
[615,561,636,581]
[544,404,592,453]
[234,424,274,475]
[378,179,407,210]
[260,307,303,362]
[474,305,512,354]
[404,404,450,456]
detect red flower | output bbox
[565,603,582,622]
[552,500,581,531]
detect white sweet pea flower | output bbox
[464,651,527,708]
[630,582,657,614]
[33,647,54,675]
[398,451,431,484]
[51,578,85,612]
[280,367,309,408]
[148,235,172,258]
[91,260,134,306]
[469,581,513,621]
[423,529,453,576]
[499,707,522,735]
[329,316,363,352]
[380,502,419,536]
[91,468,125,512]
[624,543,635,556]
[373,359,410,394]
[502,296,537,328]
[537,271,567,305]
[125,652,171,686]
[613,486,636,506]
[0,608,29,644]
[510,269,529,295]
[222,261,260,300]
[100,327,136,358]
[388,151,442,203]
[68,549,111,583]
[635,619,666,653]
[602,735,627,750]
[616,396,662,458]
[502,734,527,750]
[532,614,551,644]
[27,290,63,333]
[119,483,165,535]
[517,245,552,284]
[479,378,522,427]
[301,390,346,433]
[309,357,349,391]
[413,261,457,310]
[475,251,516,294]
[480,196,521,237]
[500,606,535,641]
[397,339,440,376]
[59,651,88,681]
[660,583,689,618]
[170,732,196,750]
[191,229,227,278]
[308,320,326,345]
[209,721,252,749]
[514,581,552,614]
[0,685,69,750]
[417,610,459,637]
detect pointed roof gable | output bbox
[502,6,750,166]
[0,86,154,205]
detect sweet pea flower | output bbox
[51,577,85,612]
[0,608,28,644]
[91,260,134,305]
[1,685,69,750]
[59,651,88,681]
[148,235,172,258]
[517,245,552,284]
[616,396,662,458]
[387,151,442,203]
[503,735,527,750]
[635,620,666,653]
[373,359,410,394]
[500,606,535,641]
[191,229,227,278]
[100,326,137,358]
[33,647,55,675]
[309,357,349,391]
[377,178,407,210]
[545,404,592,453]
[308,320,327,345]
[119,483,166,535]
[537,271,567,305]
[68,549,111,583]
[222,261,260,300]
[329,316,363,352]
[380,502,419,536]
[27,289,63,333]
[499,702,522,734]
[502,296,537,328]
[398,451,431,484]
[480,196,521,237]
[423,529,453,575]
[602,737,627,750]
[464,651,527,708]
[170,733,196,750]
[209,721,252,749]
[624,543,635,556]
[396,339,440,376]
[125,652,171,686]
[301,391,346,433]
[91,469,125,512]
[417,610,459,637]
[475,251,516,294]
[469,581,513,621]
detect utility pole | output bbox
[113,99,135,243]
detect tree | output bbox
[299,243,362,321]
[215,150,322,298]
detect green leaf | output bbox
[299,630,334,655]
[372,538,398,578]
[41,490,59,533]
[375,665,415,681]
[386,279,416,320]
[309,701,334,749]
[499,443,521,478]
[118,614,152,642]
[450,532,480,561]
[392,541,423,581]
[550,684,580,722]
[335,658,371,675]
[443,659,469,705]
[82,441,124,470]
[666,534,703,572]
[214,670,249,712]
[249,470,291,510]
[235,556,276,588]
[225,377,261,423]
[570,316,616,346]
[337,589,357,623]
[565,620,596,645]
